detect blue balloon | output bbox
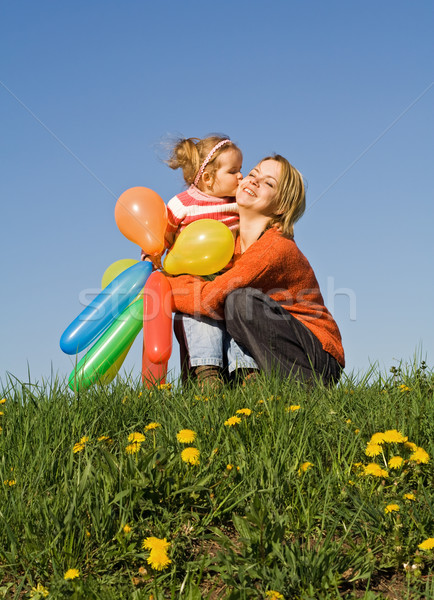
[60,261,152,355]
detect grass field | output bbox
[0,362,433,599]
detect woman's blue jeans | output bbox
[180,313,258,373]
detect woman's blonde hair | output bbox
[167,135,240,187]
[262,154,306,238]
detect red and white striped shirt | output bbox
[166,185,239,243]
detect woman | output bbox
[169,155,344,386]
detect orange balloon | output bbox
[115,187,167,255]
[143,272,173,364]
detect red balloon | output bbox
[143,272,173,364]
[115,187,167,255]
[142,344,167,388]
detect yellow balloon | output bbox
[99,340,134,385]
[163,220,235,276]
[101,259,139,289]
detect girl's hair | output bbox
[167,135,240,186]
[261,154,306,238]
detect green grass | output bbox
[0,362,433,599]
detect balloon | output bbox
[69,299,143,391]
[99,339,134,385]
[101,259,138,289]
[163,219,234,276]
[143,272,173,364]
[115,187,167,255]
[142,342,167,388]
[60,261,152,355]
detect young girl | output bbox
[141,135,243,262]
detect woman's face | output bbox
[236,160,281,216]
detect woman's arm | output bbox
[168,229,288,319]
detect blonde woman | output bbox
[170,155,344,387]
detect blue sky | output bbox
[1,1,433,386]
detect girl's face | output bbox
[236,160,281,216]
[208,148,243,197]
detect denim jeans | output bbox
[180,314,258,374]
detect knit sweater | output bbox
[168,227,345,366]
[166,185,239,239]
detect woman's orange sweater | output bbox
[168,228,345,366]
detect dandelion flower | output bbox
[181,447,200,465]
[298,461,313,475]
[382,429,407,444]
[157,382,172,390]
[224,416,241,427]
[410,447,430,464]
[30,583,49,598]
[404,441,417,452]
[73,442,85,454]
[399,384,411,392]
[385,504,400,514]
[370,432,385,445]
[404,493,416,501]
[0,411,4,416]
[0,398,6,404]
[266,591,284,599]
[236,408,252,416]
[226,464,233,471]
[64,568,80,580]
[125,442,141,454]
[346,419,352,424]
[123,524,132,534]
[287,405,300,412]
[3,479,16,486]
[145,422,161,431]
[147,549,171,570]
[97,435,109,442]
[418,538,434,551]
[143,536,171,552]
[363,463,388,478]
[79,436,89,444]
[128,432,145,443]
[365,442,382,457]
[388,456,404,469]
[354,428,360,434]
[176,429,196,443]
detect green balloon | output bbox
[69,299,143,391]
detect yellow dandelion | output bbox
[346,419,352,424]
[0,398,6,404]
[363,463,388,478]
[410,447,430,464]
[147,548,171,570]
[125,442,141,454]
[145,422,161,431]
[266,591,284,599]
[226,464,233,471]
[404,441,418,452]
[122,396,128,404]
[365,442,383,457]
[64,568,80,580]
[73,442,85,454]
[143,536,170,551]
[176,429,196,443]
[0,411,4,416]
[298,461,313,475]
[388,456,404,469]
[123,524,132,533]
[86,530,91,537]
[418,537,434,551]
[348,480,355,486]
[79,436,89,444]
[399,384,411,392]
[157,383,172,391]
[385,504,400,514]
[3,479,16,486]
[97,435,109,442]
[128,432,145,443]
[287,405,301,412]
[404,493,416,501]
[181,447,200,465]
[382,429,407,444]
[224,415,242,427]
[354,428,360,434]
[370,432,385,445]
[236,408,252,416]
[30,583,49,598]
